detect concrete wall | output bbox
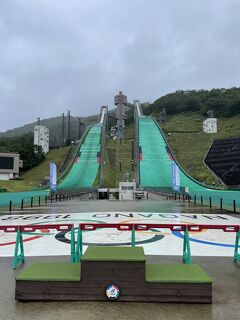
[0,173,12,181]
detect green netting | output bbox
[0,190,49,208]
[146,264,212,283]
[139,116,240,209]
[59,125,102,189]
[82,246,146,261]
[16,263,81,281]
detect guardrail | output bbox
[0,190,94,212]
[0,224,75,269]
[0,223,239,269]
[148,190,239,213]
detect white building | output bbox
[119,181,136,200]
[34,125,49,153]
[203,118,217,134]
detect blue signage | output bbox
[49,161,57,192]
[172,163,180,192]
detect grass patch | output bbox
[104,125,135,187]
[159,113,240,185]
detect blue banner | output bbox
[49,161,57,192]
[172,162,180,192]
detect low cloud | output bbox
[0,0,239,130]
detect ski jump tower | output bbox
[114,91,128,139]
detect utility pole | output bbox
[61,112,65,147]
[78,118,81,140]
[78,118,85,140]
[37,117,40,146]
[67,109,70,141]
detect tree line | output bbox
[0,133,45,171]
[147,87,240,117]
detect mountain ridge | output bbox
[0,114,99,147]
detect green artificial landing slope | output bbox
[59,124,102,189]
[139,116,240,210]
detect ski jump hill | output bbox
[136,103,240,211]
[0,106,107,208]
[0,102,240,212]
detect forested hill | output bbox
[147,87,240,117]
[0,114,98,147]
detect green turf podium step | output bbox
[146,264,213,283]
[16,263,81,282]
[81,246,146,284]
[81,246,146,261]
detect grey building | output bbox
[0,153,23,180]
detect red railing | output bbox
[0,223,239,233]
[0,224,73,233]
[79,223,239,232]
[80,223,133,231]
[133,224,186,231]
[1,222,239,269]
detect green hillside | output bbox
[0,147,69,192]
[104,125,135,187]
[154,112,240,185]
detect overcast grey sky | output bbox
[0,0,240,131]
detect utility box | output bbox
[119,182,136,200]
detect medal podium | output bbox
[16,246,212,303]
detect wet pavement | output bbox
[0,255,240,320]
[0,198,234,216]
[0,198,239,320]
